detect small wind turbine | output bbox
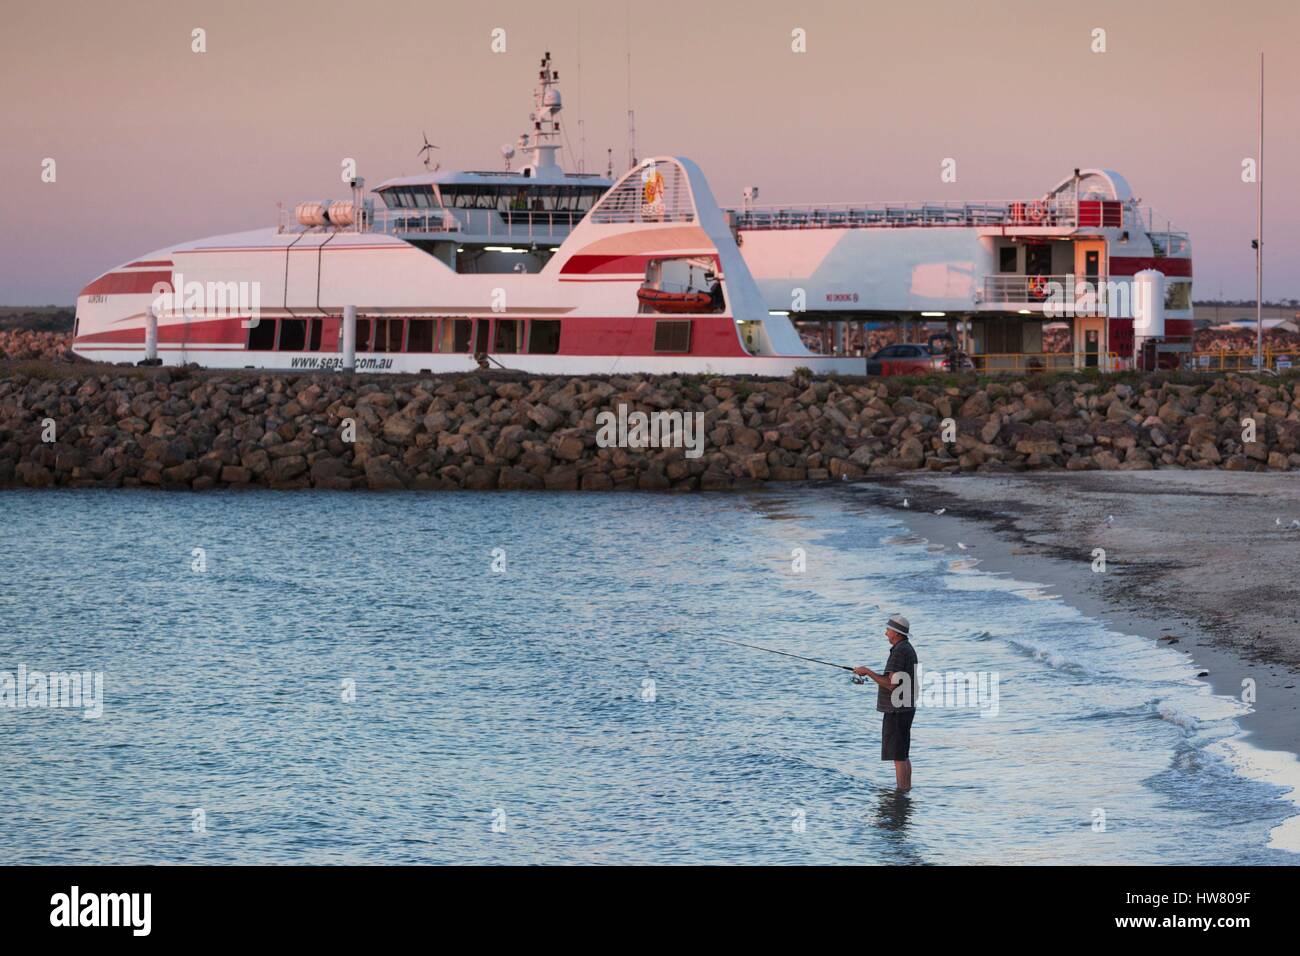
[418,132,440,171]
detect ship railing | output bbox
[1187,349,1294,372]
[968,351,1092,374]
[980,274,1134,309]
[729,197,1147,231]
[1149,231,1192,256]
[732,198,1075,230]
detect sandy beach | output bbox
[849,470,1300,849]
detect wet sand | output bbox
[847,470,1300,846]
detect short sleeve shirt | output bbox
[876,638,917,713]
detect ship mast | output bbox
[518,51,564,179]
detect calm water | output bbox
[0,487,1293,865]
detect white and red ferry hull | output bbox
[73,158,861,378]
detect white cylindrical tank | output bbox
[327,201,355,226]
[144,309,158,363]
[295,202,330,227]
[1132,269,1165,338]
[342,305,357,372]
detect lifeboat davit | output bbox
[636,286,714,314]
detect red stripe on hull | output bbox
[79,270,172,297]
[75,315,249,346]
[560,254,656,275]
[1110,257,1192,278]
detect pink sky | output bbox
[1,0,1295,304]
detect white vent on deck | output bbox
[590,158,695,224]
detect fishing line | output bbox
[708,636,867,682]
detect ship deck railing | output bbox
[730,198,1144,231]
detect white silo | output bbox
[1132,269,1166,338]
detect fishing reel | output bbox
[850,674,868,685]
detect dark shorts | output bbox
[881,710,916,761]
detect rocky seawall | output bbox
[0,330,77,363]
[2,364,1299,491]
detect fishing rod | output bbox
[710,636,859,674]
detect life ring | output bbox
[642,170,665,204]
[1027,201,1047,223]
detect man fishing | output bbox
[853,615,917,792]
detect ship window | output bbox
[248,318,276,351]
[474,320,490,353]
[356,319,372,350]
[653,319,692,353]
[494,319,523,353]
[528,320,561,354]
[1165,281,1191,311]
[999,246,1018,273]
[308,318,323,351]
[442,318,473,352]
[372,318,405,353]
[278,319,306,351]
[408,319,435,352]
[413,190,430,209]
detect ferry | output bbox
[71,54,862,377]
[73,52,1192,377]
[730,169,1194,372]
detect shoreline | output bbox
[845,472,1300,853]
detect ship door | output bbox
[1074,240,1106,287]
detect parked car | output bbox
[866,342,972,376]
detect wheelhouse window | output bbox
[653,319,692,353]
[527,320,561,354]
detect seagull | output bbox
[957,542,973,550]
[1106,515,1115,527]
[1276,518,1282,526]
[903,498,910,508]
[1290,520,1300,531]
[934,508,946,516]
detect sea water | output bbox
[0,488,1293,864]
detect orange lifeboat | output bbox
[636,286,714,314]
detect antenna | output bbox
[577,10,586,173]
[625,0,637,171]
[1255,51,1264,370]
